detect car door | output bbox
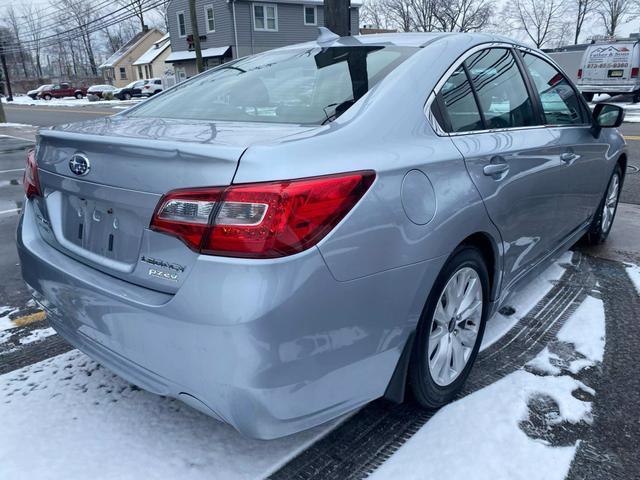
[432,47,566,290]
[519,51,611,238]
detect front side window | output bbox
[304,6,317,25]
[521,53,586,125]
[177,11,186,37]
[465,48,536,129]
[205,5,215,32]
[254,3,277,31]
[437,66,483,133]
[129,46,418,125]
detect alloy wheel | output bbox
[601,172,620,234]
[427,267,483,386]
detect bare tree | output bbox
[434,0,494,32]
[52,0,99,75]
[409,0,438,31]
[361,0,392,28]
[4,6,30,78]
[505,0,567,48]
[385,0,414,31]
[573,0,596,43]
[597,0,635,35]
[116,0,148,32]
[21,3,45,78]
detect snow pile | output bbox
[626,263,640,295]
[0,351,342,480]
[0,306,19,331]
[1,95,143,108]
[369,371,591,480]
[372,290,605,480]
[18,327,57,345]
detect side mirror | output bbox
[593,103,624,128]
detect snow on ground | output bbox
[0,306,19,331]
[482,251,572,350]
[371,290,605,480]
[0,350,344,480]
[625,263,640,295]
[18,327,57,345]
[0,123,36,129]
[2,95,142,108]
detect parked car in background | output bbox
[27,84,53,100]
[38,83,88,100]
[114,80,148,100]
[18,33,626,440]
[577,38,640,101]
[141,78,163,96]
[87,84,118,99]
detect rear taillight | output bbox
[632,67,639,78]
[23,149,41,199]
[150,171,375,258]
[577,68,582,79]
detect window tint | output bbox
[521,53,586,125]
[438,66,483,132]
[465,49,536,129]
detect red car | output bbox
[38,83,88,100]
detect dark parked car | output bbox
[113,80,148,100]
[38,83,88,100]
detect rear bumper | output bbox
[17,200,444,439]
[579,83,639,93]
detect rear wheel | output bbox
[583,92,594,102]
[75,92,83,99]
[584,164,623,245]
[123,92,131,100]
[43,94,52,101]
[410,246,489,409]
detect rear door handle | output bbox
[560,152,580,163]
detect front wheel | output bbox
[43,94,52,100]
[75,92,83,99]
[123,92,131,100]
[584,164,623,245]
[409,246,489,409]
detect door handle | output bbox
[483,159,510,178]
[560,152,580,163]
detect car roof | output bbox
[275,31,531,52]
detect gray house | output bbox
[165,0,361,79]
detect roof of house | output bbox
[132,39,171,66]
[165,46,230,63]
[99,28,164,68]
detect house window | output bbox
[148,64,154,78]
[177,11,186,37]
[304,6,316,25]
[205,4,215,32]
[119,67,127,80]
[253,3,277,31]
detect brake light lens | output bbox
[151,171,375,258]
[23,149,41,199]
[577,68,582,79]
[632,67,639,78]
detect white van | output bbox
[577,40,640,101]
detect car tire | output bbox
[583,92,594,102]
[584,164,623,245]
[124,92,131,100]
[409,245,489,409]
[75,92,83,99]
[43,94,52,101]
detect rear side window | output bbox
[521,53,587,125]
[465,48,537,129]
[437,66,483,132]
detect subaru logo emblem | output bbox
[69,154,90,176]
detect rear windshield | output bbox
[129,46,418,125]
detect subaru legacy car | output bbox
[18,32,626,439]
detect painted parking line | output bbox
[0,168,24,174]
[624,135,640,141]
[3,106,114,116]
[0,208,21,216]
[12,310,46,327]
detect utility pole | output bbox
[0,37,14,102]
[0,98,5,123]
[188,0,204,74]
[323,0,351,36]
